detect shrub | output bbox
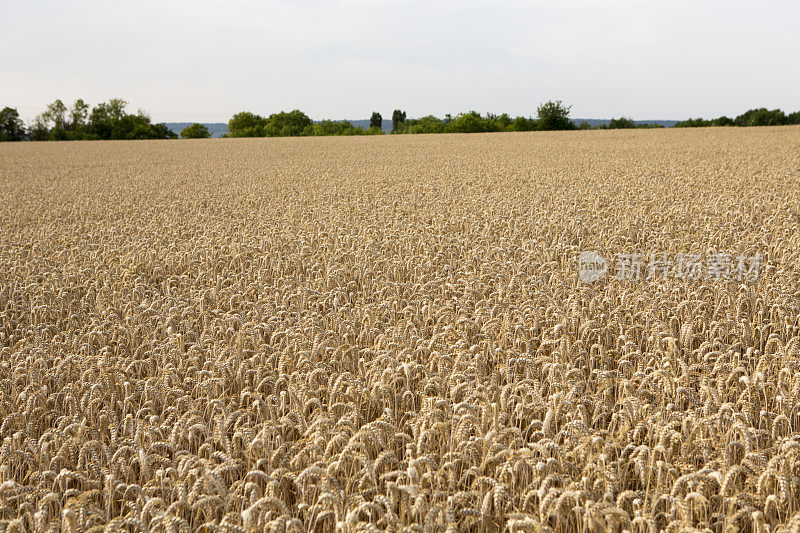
[181,123,212,139]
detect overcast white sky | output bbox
[2,0,798,123]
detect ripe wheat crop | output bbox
[1,127,800,532]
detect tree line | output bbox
[225,101,579,137]
[387,103,664,133]
[1,99,177,141]
[674,108,800,128]
[225,110,383,137]
[2,99,799,141]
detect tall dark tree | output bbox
[107,99,127,122]
[392,110,407,131]
[40,99,69,139]
[44,99,68,130]
[88,102,118,139]
[370,112,382,130]
[70,99,89,132]
[536,100,575,131]
[0,107,25,141]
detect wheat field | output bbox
[1,127,800,532]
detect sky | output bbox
[2,0,799,124]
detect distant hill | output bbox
[164,118,679,137]
[343,119,392,132]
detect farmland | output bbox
[1,127,800,531]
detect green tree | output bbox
[401,115,446,134]
[18,97,173,141]
[151,123,178,139]
[70,99,89,134]
[787,111,800,125]
[606,116,636,129]
[227,112,264,137]
[313,120,366,136]
[42,99,68,139]
[181,123,212,139]
[113,114,152,139]
[509,116,538,131]
[448,111,494,133]
[674,117,710,128]
[495,113,512,130]
[29,114,51,140]
[370,112,383,131]
[536,100,575,131]
[82,99,174,140]
[107,99,127,122]
[734,108,787,127]
[392,110,407,132]
[0,107,25,141]
[88,100,129,139]
[710,116,734,127]
[45,100,68,129]
[264,110,312,136]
